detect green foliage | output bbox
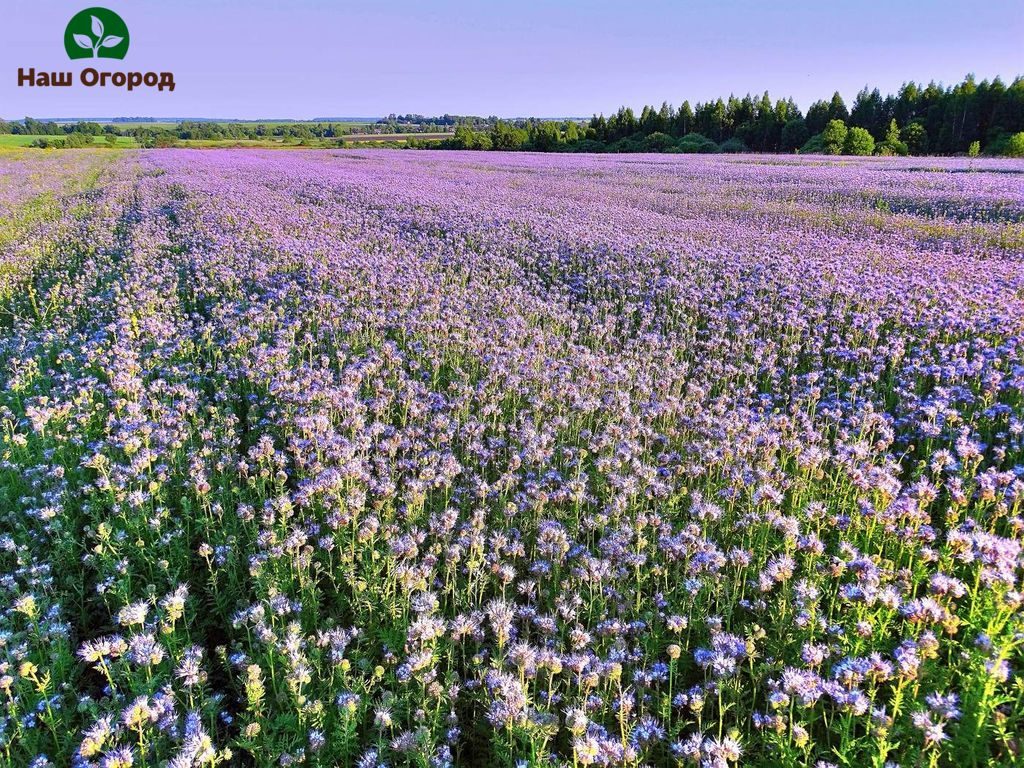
[1003,132,1024,157]
[608,136,644,153]
[490,121,529,151]
[448,124,491,150]
[843,126,875,156]
[570,139,606,153]
[822,120,848,155]
[781,118,809,151]
[903,122,928,155]
[675,133,720,153]
[642,132,677,152]
[718,137,749,153]
[877,120,908,156]
[529,121,563,151]
[5,71,1024,157]
[968,140,981,157]
[800,132,826,154]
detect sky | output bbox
[2,0,1022,120]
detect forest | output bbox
[430,74,1024,155]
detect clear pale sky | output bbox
[3,0,1022,119]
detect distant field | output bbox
[0,134,136,147]
[98,120,373,130]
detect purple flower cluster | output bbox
[0,148,1022,767]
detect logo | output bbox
[64,8,129,60]
[17,6,175,93]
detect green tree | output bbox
[822,119,848,154]
[676,133,719,153]
[843,126,875,155]
[674,101,693,137]
[827,91,850,123]
[780,118,809,151]
[643,132,676,152]
[903,122,928,155]
[878,120,907,155]
[1005,131,1024,157]
[805,100,830,135]
[530,121,562,151]
[490,121,528,150]
[967,140,980,157]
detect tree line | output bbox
[0,119,372,147]
[423,74,1024,156]
[5,73,1024,155]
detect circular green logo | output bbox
[64,8,129,60]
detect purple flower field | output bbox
[1,148,1023,767]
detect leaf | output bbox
[91,15,104,38]
[100,35,124,48]
[73,34,94,50]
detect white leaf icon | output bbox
[91,15,104,38]
[100,35,123,48]
[73,33,94,49]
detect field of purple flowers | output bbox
[1,148,1023,768]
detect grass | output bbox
[0,134,136,148]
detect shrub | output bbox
[608,137,644,153]
[877,120,908,156]
[800,133,826,154]
[1003,132,1024,158]
[843,126,875,156]
[822,120,848,155]
[642,132,676,152]
[676,133,719,153]
[718,137,749,154]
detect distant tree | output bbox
[800,133,826,154]
[822,120,848,154]
[780,118,809,151]
[452,124,489,150]
[903,122,928,155]
[530,121,562,151]
[877,120,907,155]
[105,134,118,147]
[968,140,981,157]
[851,87,884,139]
[676,133,719,153]
[1005,131,1024,157]
[490,120,528,150]
[827,91,850,123]
[587,114,608,141]
[643,132,676,152]
[674,101,694,137]
[805,100,831,135]
[69,121,103,135]
[719,137,748,153]
[843,126,875,155]
[62,132,93,148]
